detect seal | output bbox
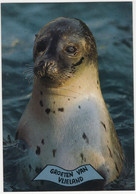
[17,17,123,185]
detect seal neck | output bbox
[32,64,101,103]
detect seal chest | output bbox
[17,17,123,185]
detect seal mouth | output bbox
[34,60,58,80]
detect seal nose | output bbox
[33,60,45,75]
[39,60,45,67]
[34,59,58,78]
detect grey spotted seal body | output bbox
[17,17,123,185]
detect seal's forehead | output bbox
[37,17,83,38]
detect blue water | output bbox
[2,2,134,191]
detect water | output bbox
[2,2,134,191]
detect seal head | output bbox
[33,17,97,87]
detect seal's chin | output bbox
[33,60,70,87]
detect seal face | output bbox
[17,17,123,187]
[33,17,97,87]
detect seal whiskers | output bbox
[23,64,34,83]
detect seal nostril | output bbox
[34,61,45,75]
[38,60,45,67]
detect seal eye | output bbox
[37,39,47,53]
[65,46,77,55]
